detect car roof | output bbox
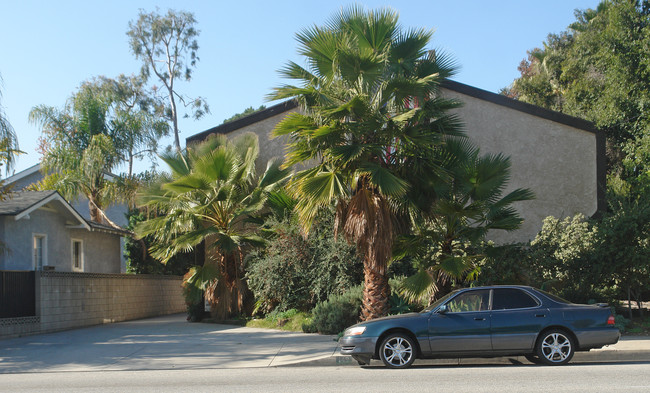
[457,285,535,291]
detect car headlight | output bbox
[345,326,366,336]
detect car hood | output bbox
[359,312,422,326]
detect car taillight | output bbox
[607,315,616,325]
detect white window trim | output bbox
[33,233,47,271]
[71,238,84,272]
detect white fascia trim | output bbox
[15,193,91,230]
[4,163,42,185]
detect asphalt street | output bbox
[0,363,649,392]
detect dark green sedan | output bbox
[339,285,620,368]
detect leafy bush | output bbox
[126,209,202,275]
[246,309,313,331]
[246,212,363,313]
[307,286,363,334]
[614,313,631,333]
[388,276,424,314]
[182,268,205,322]
[476,215,607,303]
[475,243,536,286]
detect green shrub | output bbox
[388,276,423,314]
[182,269,205,322]
[126,209,202,275]
[309,286,363,334]
[246,309,313,331]
[475,243,535,286]
[476,216,607,304]
[246,211,363,313]
[615,313,631,333]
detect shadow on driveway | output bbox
[0,314,338,373]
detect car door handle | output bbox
[474,317,486,321]
[535,314,546,318]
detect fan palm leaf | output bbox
[269,5,467,320]
[135,132,291,319]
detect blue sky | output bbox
[0,0,600,175]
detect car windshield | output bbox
[537,289,572,304]
[421,290,457,312]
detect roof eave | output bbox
[14,192,91,230]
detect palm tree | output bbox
[135,133,291,319]
[33,133,122,224]
[30,77,166,220]
[270,6,463,320]
[395,139,534,304]
[0,73,22,178]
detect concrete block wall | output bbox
[1,272,185,338]
[0,316,41,337]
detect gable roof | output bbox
[0,190,90,230]
[4,162,119,187]
[0,190,129,236]
[186,79,598,145]
[3,163,42,186]
[0,190,56,216]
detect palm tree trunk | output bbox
[207,250,253,319]
[88,193,102,223]
[361,264,390,321]
[343,187,394,321]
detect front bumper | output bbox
[339,335,379,357]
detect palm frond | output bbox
[258,158,291,190]
[398,269,435,304]
[271,113,318,137]
[359,162,409,197]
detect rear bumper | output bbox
[576,328,620,350]
[339,336,379,357]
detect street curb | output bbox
[284,351,650,368]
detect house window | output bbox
[33,234,47,270]
[72,239,83,272]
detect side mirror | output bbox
[438,304,448,314]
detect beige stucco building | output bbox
[187,81,605,244]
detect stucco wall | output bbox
[0,209,122,273]
[222,107,300,174]
[0,272,185,338]
[189,93,600,245]
[443,88,599,243]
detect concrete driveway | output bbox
[0,314,339,373]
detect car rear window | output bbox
[537,289,572,304]
[492,288,539,310]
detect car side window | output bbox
[445,290,490,313]
[492,288,539,310]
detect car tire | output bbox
[379,333,416,369]
[535,329,575,365]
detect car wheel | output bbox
[535,330,575,365]
[379,333,416,369]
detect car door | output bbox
[428,289,492,353]
[490,288,548,351]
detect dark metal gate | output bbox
[0,271,36,318]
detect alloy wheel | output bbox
[537,331,574,365]
[380,334,415,368]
